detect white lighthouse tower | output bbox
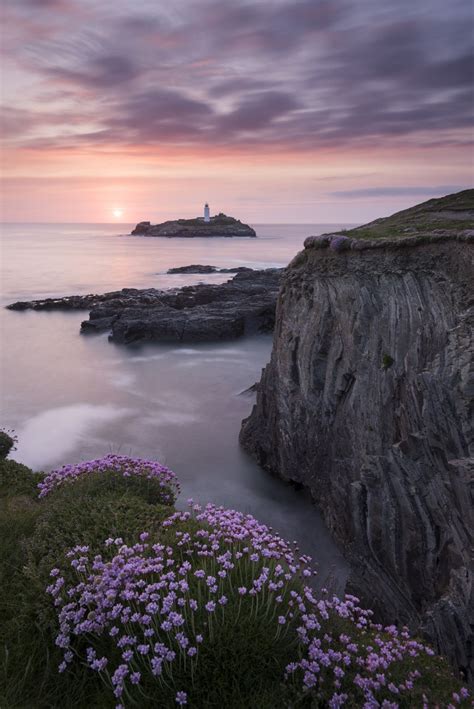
[204,203,210,222]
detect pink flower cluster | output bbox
[329,235,351,252]
[285,592,471,707]
[47,502,313,706]
[37,454,180,503]
[46,499,471,708]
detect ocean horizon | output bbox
[0,221,350,585]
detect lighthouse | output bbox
[204,203,210,222]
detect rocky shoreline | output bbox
[7,269,282,344]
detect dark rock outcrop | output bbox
[167,265,253,274]
[131,213,256,238]
[133,221,151,234]
[240,231,474,679]
[167,265,218,274]
[7,294,106,312]
[7,270,282,344]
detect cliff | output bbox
[240,198,474,679]
[131,213,256,237]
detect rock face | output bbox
[131,213,256,238]
[7,270,282,344]
[240,232,474,679]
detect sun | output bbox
[112,208,124,219]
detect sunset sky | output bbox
[0,0,472,223]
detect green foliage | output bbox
[44,467,178,506]
[212,213,238,225]
[175,214,238,228]
[0,457,43,501]
[171,603,297,709]
[382,353,394,369]
[0,466,174,708]
[26,485,171,593]
[286,614,467,708]
[0,431,16,459]
[343,220,474,240]
[0,460,42,627]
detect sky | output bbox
[0,0,473,223]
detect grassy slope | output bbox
[338,188,474,239]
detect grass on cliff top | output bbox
[336,188,474,240]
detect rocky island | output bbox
[240,190,474,681]
[132,211,256,238]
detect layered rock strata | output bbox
[240,232,474,679]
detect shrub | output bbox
[38,454,180,504]
[0,430,17,459]
[329,236,351,252]
[382,354,394,370]
[0,457,43,500]
[48,503,470,708]
[0,460,42,618]
[0,459,176,709]
[48,502,313,708]
[285,593,470,707]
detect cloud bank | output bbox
[1,0,472,153]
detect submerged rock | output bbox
[7,270,282,344]
[240,230,474,679]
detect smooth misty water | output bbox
[0,223,352,586]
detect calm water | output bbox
[0,223,352,586]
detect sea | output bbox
[0,222,354,586]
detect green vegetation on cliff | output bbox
[338,189,474,239]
